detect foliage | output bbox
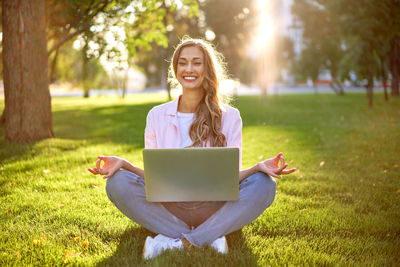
[201,0,254,77]
[292,0,400,101]
[0,94,399,265]
[291,0,346,94]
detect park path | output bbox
[0,82,382,99]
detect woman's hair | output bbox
[168,36,228,147]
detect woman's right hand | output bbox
[88,155,126,179]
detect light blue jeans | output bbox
[106,170,276,247]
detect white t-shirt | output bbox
[177,112,195,148]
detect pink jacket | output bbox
[144,96,243,168]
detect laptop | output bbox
[143,147,239,202]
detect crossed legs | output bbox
[106,170,276,247]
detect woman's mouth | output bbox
[183,76,197,81]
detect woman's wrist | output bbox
[239,163,261,183]
[121,158,132,170]
[255,162,262,173]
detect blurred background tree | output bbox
[0,0,199,143]
[292,0,400,106]
[1,0,400,143]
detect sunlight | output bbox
[250,0,278,94]
[254,0,275,50]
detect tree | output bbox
[293,43,323,92]
[1,0,200,143]
[333,0,400,106]
[2,0,54,143]
[291,0,346,95]
[201,0,254,78]
[125,0,199,100]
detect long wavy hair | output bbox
[168,37,228,147]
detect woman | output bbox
[88,37,296,258]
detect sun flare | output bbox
[254,0,276,50]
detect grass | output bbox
[0,93,399,266]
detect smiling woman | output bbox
[88,36,295,259]
[175,46,205,92]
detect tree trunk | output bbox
[381,57,388,101]
[82,38,90,98]
[330,78,345,95]
[160,42,171,101]
[390,35,400,96]
[367,67,374,107]
[312,80,318,94]
[49,46,60,84]
[2,0,54,143]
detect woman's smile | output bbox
[177,46,205,91]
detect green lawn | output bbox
[1,93,399,266]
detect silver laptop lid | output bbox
[143,147,239,202]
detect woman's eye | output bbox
[194,63,202,65]
[178,62,186,66]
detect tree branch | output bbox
[47,0,111,56]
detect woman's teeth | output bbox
[184,77,196,80]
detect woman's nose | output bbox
[186,63,194,72]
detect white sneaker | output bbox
[143,234,183,259]
[211,236,228,254]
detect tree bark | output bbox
[381,57,388,101]
[367,66,374,107]
[390,35,400,96]
[2,0,54,143]
[49,46,60,84]
[82,36,90,98]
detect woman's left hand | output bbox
[257,152,296,179]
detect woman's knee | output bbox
[251,172,277,205]
[106,170,130,198]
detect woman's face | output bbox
[176,46,205,92]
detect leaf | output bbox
[33,239,41,247]
[82,239,89,247]
[320,161,325,167]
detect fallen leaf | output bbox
[394,164,398,168]
[41,234,46,241]
[33,240,41,247]
[320,161,325,167]
[43,169,51,174]
[14,251,20,259]
[56,203,64,207]
[97,222,101,227]
[62,258,70,265]
[82,239,89,248]
[91,184,98,189]
[73,236,80,243]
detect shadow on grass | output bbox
[53,102,163,147]
[97,226,153,266]
[97,228,258,266]
[0,101,162,163]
